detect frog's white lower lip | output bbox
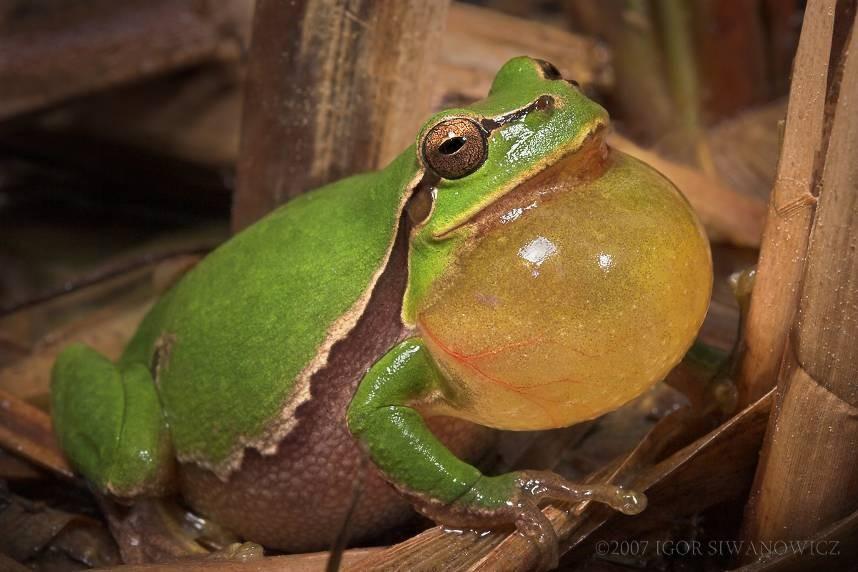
[430,126,608,240]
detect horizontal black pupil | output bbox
[439,136,467,155]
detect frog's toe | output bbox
[507,480,644,569]
[614,487,647,515]
[514,470,647,516]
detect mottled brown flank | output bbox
[180,219,493,552]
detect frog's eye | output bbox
[421,117,488,180]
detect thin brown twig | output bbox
[0,246,215,319]
[0,388,72,478]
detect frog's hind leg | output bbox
[51,343,175,497]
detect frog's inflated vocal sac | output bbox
[52,57,712,557]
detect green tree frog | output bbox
[51,57,712,559]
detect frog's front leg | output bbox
[51,343,175,497]
[347,338,646,566]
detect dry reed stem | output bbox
[95,548,380,572]
[0,388,72,478]
[735,0,836,407]
[741,2,858,554]
[232,0,451,231]
[0,0,249,121]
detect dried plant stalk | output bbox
[0,0,248,120]
[0,389,71,478]
[690,1,769,120]
[735,507,858,571]
[565,0,674,143]
[95,548,380,572]
[735,0,836,407]
[657,0,714,173]
[741,2,858,550]
[231,0,451,231]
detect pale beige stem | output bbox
[735,0,836,407]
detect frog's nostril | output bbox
[565,79,580,88]
[534,95,554,111]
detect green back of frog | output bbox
[120,151,419,475]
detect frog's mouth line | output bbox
[430,124,609,240]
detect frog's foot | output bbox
[413,472,645,570]
[349,339,647,570]
[411,482,559,571]
[51,343,174,497]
